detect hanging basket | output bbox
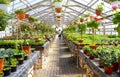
[80,19,84,22]
[95,10,102,16]
[16,13,25,20]
[57,16,61,18]
[25,14,30,18]
[55,7,62,13]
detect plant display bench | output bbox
[5,51,40,77]
[78,50,120,77]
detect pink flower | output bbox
[112,5,118,10]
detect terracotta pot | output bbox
[112,63,118,71]
[95,10,102,16]
[99,60,104,68]
[57,16,61,18]
[25,14,30,18]
[89,55,94,59]
[35,39,40,42]
[55,7,62,13]
[16,13,25,20]
[80,19,84,22]
[22,46,31,55]
[79,40,83,43]
[90,45,98,50]
[118,57,120,72]
[104,66,113,75]
[83,50,89,55]
[0,58,4,72]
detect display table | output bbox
[79,50,120,77]
[5,51,40,77]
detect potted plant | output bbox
[10,58,18,72]
[0,9,11,31]
[0,0,10,12]
[79,16,84,22]
[18,57,24,65]
[3,60,11,76]
[15,9,26,20]
[77,23,87,43]
[28,16,38,23]
[88,48,96,59]
[54,0,63,13]
[95,2,104,16]
[83,46,90,55]
[25,14,30,18]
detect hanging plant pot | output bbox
[73,22,77,26]
[80,19,84,22]
[22,46,31,55]
[0,4,9,12]
[25,14,30,18]
[104,65,113,75]
[57,16,61,18]
[55,7,62,13]
[16,13,25,20]
[0,58,4,72]
[95,10,102,16]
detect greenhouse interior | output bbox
[1,0,120,77]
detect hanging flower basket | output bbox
[25,14,30,18]
[95,10,102,16]
[16,13,25,20]
[57,16,61,18]
[80,19,84,22]
[55,7,62,13]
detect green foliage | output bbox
[10,58,18,67]
[95,2,104,11]
[114,24,120,36]
[15,9,26,14]
[109,0,117,2]
[112,10,120,24]
[83,46,90,51]
[29,16,38,22]
[53,0,63,2]
[84,12,91,17]
[0,9,11,31]
[77,23,87,34]
[0,0,10,5]
[87,19,100,29]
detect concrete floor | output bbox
[34,35,83,77]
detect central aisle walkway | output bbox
[34,35,82,77]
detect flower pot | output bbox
[55,7,62,13]
[95,10,102,16]
[89,45,98,50]
[22,46,31,55]
[25,14,30,18]
[35,39,40,42]
[0,4,9,12]
[104,66,113,75]
[16,13,25,20]
[118,57,120,72]
[112,63,118,71]
[3,69,11,76]
[79,40,84,43]
[89,55,94,60]
[99,60,104,68]
[83,50,89,55]
[18,59,24,65]
[80,19,84,22]
[57,16,61,18]
[0,58,4,72]
[24,56,28,60]
[11,66,17,72]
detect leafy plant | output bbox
[15,9,26,14]
[0,0,10,5]
[83,46,90,51]
[95,2,104,11]
[29,16,38,22]
[53,0,63,2]
[0,9,11,31]
[87,19,100,29]
[10,58,18,67]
